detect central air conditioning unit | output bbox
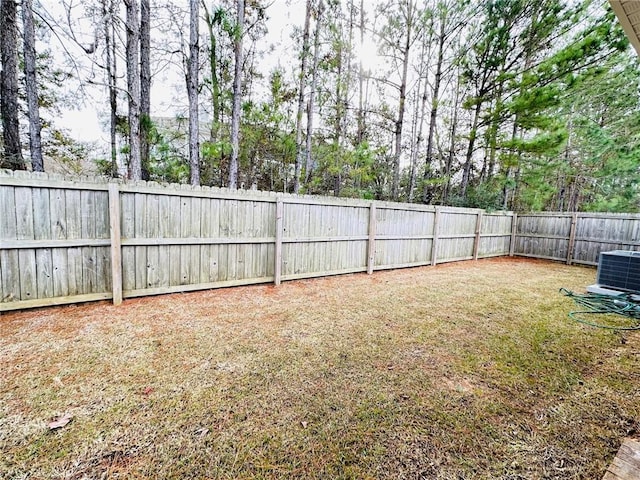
[591,250,640,294]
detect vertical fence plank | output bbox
[431,207,441,266]
[0,185,18,303]
[199,197,212,283]
[318,203,329,272]
[134,192,147,290]
[308,204,319,275]
[33,188,53,299]
[367,203,376,274]
[168,195,181,286]
[80,190,97,294]
[189,195,202,284]
[210,198,221,281]
[158,195,171,287]
[15,187,36,301]
[226,199,239,280]
[179,195,191,285]
[253,201,266,278]
[567,212,578,265]
[291,204,300,275]
[65,189,83,294]
[237,201,248,280]
[331,206,339,269]
[274,197,283,285]
[473,211,483,261]
[266,202,275,278]
[509,213,518,257]
[49,188,69,296]
[146,194,160,288]
[108,183,122,305]
[217,199,229,282]
[95,191,110,294]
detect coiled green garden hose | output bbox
[559,288,640,330]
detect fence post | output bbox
[473,211,483,260]
[567,212,578,265]
[367,202,376,274]
[509,213,518,257]
[108,183,122,305]
[431,207,441,266]
[274,197,283,285]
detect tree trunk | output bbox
[22,0,43,172]
[460,100,482,198]
[125,0,141,180]
[103,0,118,177]
[409,26,431,203]
[391,1,413,201]
[391,50,410,201]
[140,0,151,179]
[422,10,446,203]
[502,12,537,210]
[228,0,244,189]
[343,1,354,146]
[293,0,312,194]
[555,108,573,212]
[486,106,500,180]
[442,75,461,205]
[407,83,418,202]
[502,119,519,210]
[568,175,581,212]
[0,0,24,170]
[188,0,200,185]
[407,72,424,202]
[333,23,344,197]
[356,0,365,145]
[305,0,324,184]
[202,3,221,142]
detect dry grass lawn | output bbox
[1,258,639,479]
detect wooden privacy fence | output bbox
[513,212,640,265]
[5,171,640,312]
[0,171,513,311]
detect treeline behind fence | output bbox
[1,171,639,312]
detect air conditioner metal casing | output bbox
[596,250,640,294]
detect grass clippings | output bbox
[1,258,639,479]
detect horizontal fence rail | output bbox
[0,171,514,311]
